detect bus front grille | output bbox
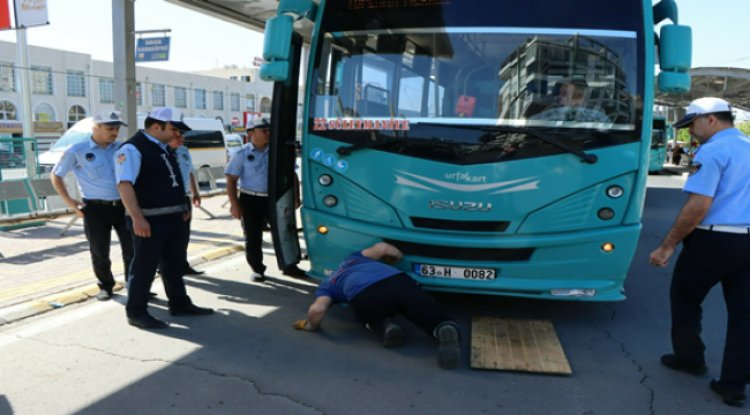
[410,217,510,232]
[385,239,533,262]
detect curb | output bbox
[0,243,244,327]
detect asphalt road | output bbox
[0,172,741,415]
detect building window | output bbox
[260,97,272,113]
[135,82,143,106]
[174,87,187,108]
[31,66,54,95]
[34,102,56,122]
[68,105,87,123]
[0,62,15,92]
[245,94,255,111]
[213,90,224,110]
[195,88,206,109]
[66,70,86,97]
[0,100,17,120]
[99,78,115,103]
[151,83,166,107]
[230,93,240,111]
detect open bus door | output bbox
[268,33,303,271]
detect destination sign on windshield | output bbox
[347,0,452,10]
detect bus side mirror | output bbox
[261,15,293,82]
[658,24,692,93]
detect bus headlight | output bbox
[606,185,624,198]
[317,225,329,234]
[601,242,615,252]
[323,195,338,207]
[318,174,333,186]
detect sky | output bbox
[0,0,749,72]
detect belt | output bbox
[240,189,268,197]
[696,224,750,234]
[83,198,122,206]
[140,204,189,217]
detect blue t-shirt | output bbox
[683,128,750,225]
[315,252,402,302]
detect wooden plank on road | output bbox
[470,317,572,375]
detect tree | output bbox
[738,121,750,136]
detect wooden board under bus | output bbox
[471,317,572,375]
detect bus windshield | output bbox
[310,27,641,165]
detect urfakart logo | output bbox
[428,200,492,212]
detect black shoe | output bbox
[710,379,747,407]
[96,289,113,301]
[184,266,205,275]
[169,304,214,316]
[251,272,266,282]
[283,265,307,278]
[382,320,405,348]
[660,354,708,376]
[128,314,169,329]
[436,323,461,369]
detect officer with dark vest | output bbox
[115,107,213,329]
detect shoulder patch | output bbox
[688,162,701,176]
[116,153,126,164]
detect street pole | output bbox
[112,0,136,136]
[15,28,35,178]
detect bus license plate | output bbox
[415,264,496,280]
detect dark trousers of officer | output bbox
[239,193,269,274]
[158,198,193,274]
[671,229,750,392]
[126,213,191,317]
[349,273,453,338]
[82,200,133,291]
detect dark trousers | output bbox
[82,202,133,291]
[349,273,452,338]
[239,194,269,274]
[671,229,750,391]
[158,199,192,274]
[126,213,191,317]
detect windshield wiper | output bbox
[483,125,598,164]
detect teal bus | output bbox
[262,0,692,301]
[649,116,669,173]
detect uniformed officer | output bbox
[166,129,204,276]
[115,107,213,329]
[50,111,133,301]
[649,97,750,407]
[225,118,306,282]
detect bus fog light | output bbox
[317,225,329,234]
[323,195,338,207]
[318,174,333,186]
[550,289,596,297]
[601,242,615,252]
[598,208,615,220]
[606,185,624,198]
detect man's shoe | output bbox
[128,314,169,329]
[382,320,405,348]
[184,266,205,275]
[660,354,708,376]
[169,304,214,316]
[710,379,747,407]
[96,289,113,301]
[282,265,307,278]
[436,323,461,369]
[251,272,266,282]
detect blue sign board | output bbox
[135,37,170,62]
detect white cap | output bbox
[147,107,191,131]
[93,110,127,126]
[673,97,733,128]
[246,117,270,131]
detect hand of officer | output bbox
[132,216,152,238]
[649,245,674,268]
[230,203,242,220]
[192,193,201,207]
[293,319,315,331]
[69,199,85,218]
